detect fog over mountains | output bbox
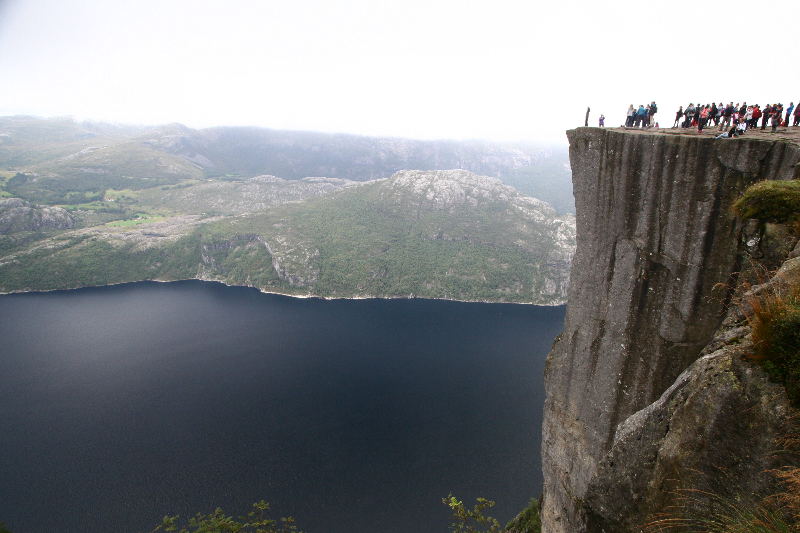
[0,115,574,213]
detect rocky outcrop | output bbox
[387,169,553,213]
[541,128,800,532]
[584,336,796,532]
[0,198,75,234]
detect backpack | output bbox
[650,104,657,114]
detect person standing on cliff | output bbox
[720,102,734,130]
[697,105,710,133]
[634,105,646,127]
[599,114,605,127]
[673,106,684,128]
[771,104,783,133]
[625,105,635,127]
[710,102,719,127]
[751,105,762,129]
[761,104,772,129]
[648,102,657,127]
[786,102,795,126]
[793,104,800,127]
[684,103,695,128]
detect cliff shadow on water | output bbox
[541,127,800,532]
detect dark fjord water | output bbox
[0,281,564,533]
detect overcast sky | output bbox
[0,0,797,144]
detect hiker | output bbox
[761,104,772,129]
[634,105,646,127]
[794,104,800,127]
[648,102,657,126]
[698,105,710,133]
[625,105,635,127]
[683,103,695,127]
[709,103,719,126]
[673,106,684,128]
[771,105,783,133]
[720,102,734,130]
[786,103,795,126]
[736,117,748,135]
[751,105,762,129]
[599,114,605,127]
[715,123,739,138]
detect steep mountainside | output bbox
[541,128,800,532]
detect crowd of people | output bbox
[618,101,800,136]
[624,103,659,128]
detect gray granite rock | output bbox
[0,197,75,234]
[540,128,800,533]
[584,343,796,532]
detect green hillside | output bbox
[0,170,575,303]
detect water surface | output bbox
[0,281,564,533]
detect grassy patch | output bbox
[749,291,800,404]
[106,216,166,227]
[102,188,140,199]
[0,171,14,197]
[733,180,800,230]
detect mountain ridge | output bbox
[0,115,574,213]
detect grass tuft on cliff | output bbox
[733,180,800,230]
[749,291,800,404]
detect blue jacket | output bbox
[636,106,646,116]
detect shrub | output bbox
[505,498,541,533]
[733,180,800,230]
[443,495,502,533]
[150,501,300,533]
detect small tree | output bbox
[149,501,300,533]
[443,495,502,533]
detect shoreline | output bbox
[0,276,567,306]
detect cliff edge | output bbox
[541,128,800,532]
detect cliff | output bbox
[541,128,800,532]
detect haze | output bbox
[0,0,796,143]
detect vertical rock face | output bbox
[540,128,800,533]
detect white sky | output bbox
[0,0,797,144]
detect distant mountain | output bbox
[0,170,575,304]
[0,115,573,213]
